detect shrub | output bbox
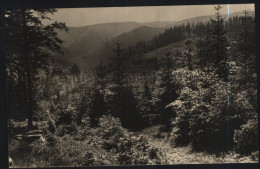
[47,118,56,133]
[81,152,95,166]
[168,68,255,151]
[97,115,162,165]
[45,132,58,147]
[74,117,92,141]
[56,123,77,137]
[233,119,258,155]
[56,104,77,126]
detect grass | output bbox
[137,126,259,164]
[8,124,258,167]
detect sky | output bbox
[45,4,254,27]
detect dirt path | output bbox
[135,126,258,164]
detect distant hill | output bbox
[58,21,177,48]
[166,11,253,29]
[57,24,165,70]
[56,10,252,71]
[143,40,186,59]
[97,26,165,64]
[58,22,146,47]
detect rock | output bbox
[26,130,44,136]
[9,156,13,166]
[14,134,23,140]
[37,121,49,132]
[12,122,27,135]
[22,134,45,143]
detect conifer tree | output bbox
[140,76,152,115]
[70,63,81,86]
[76,90,88,125]
[186,22,191,37]
[89,57,107,126]
[5,9,68,128]
[208,5,228,80]
[89,88,106,126]
[157,49,178,131]
[238,10,255,78]
[111,37,142,131]
[183,40,197,71]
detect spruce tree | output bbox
[76,90,88,125]
[89,57,107,126]
[238,10,255,78]
[89,88,106,126]
[70,63,81,86]
[157,49,178,131]
[186,22,191,37]
[5,9,68,128]
[208,5,228,80]
[183,40,197,71]
[111,37,142,131]
[140,77,153,127]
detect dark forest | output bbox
[6,5,258,167]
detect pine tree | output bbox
[89,88,106,126]
[157,49,178,131]
[70,63,81,86]
[208,5,228,80]
[238,10,255,78]
[186,22,191,37]
[197,21,211,69]
[96,57,107,90]
[5,9,68,128]
[139,76,153,127]
[183,40,197,71]
[111,37,142,131]
[89,57,107,126]
[76,90,88,125]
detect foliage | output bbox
[89,88,106,126]
[9,115,164,167]
[155,49,178,131]
[97,115,161,165]
[6,9,68,128]
[76,92,89,125]
[169,68,256,151]
[55,104,78,136]
[233,119,258,155]
[70,63,81,85]
[7,6,258,167]
[182,40,198,71]
[47,118,56,133]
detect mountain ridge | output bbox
[56,10,253,70]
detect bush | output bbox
[81,152,95,166]
[106,84,143,131]
[30,135,101,167]
[169,68,256,151]
[45,132,58,147]
[56,104,77,126]
[56,123,77,137]
[233,119,258,155]
[55,104,78,136]
[47,118,56,133]
[97,115,162,165]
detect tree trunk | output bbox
[26,60,33,129]
[22,10,33,129]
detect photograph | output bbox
[5,3,258,167]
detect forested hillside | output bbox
[6,5,258,167]
[55,10,250,71]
